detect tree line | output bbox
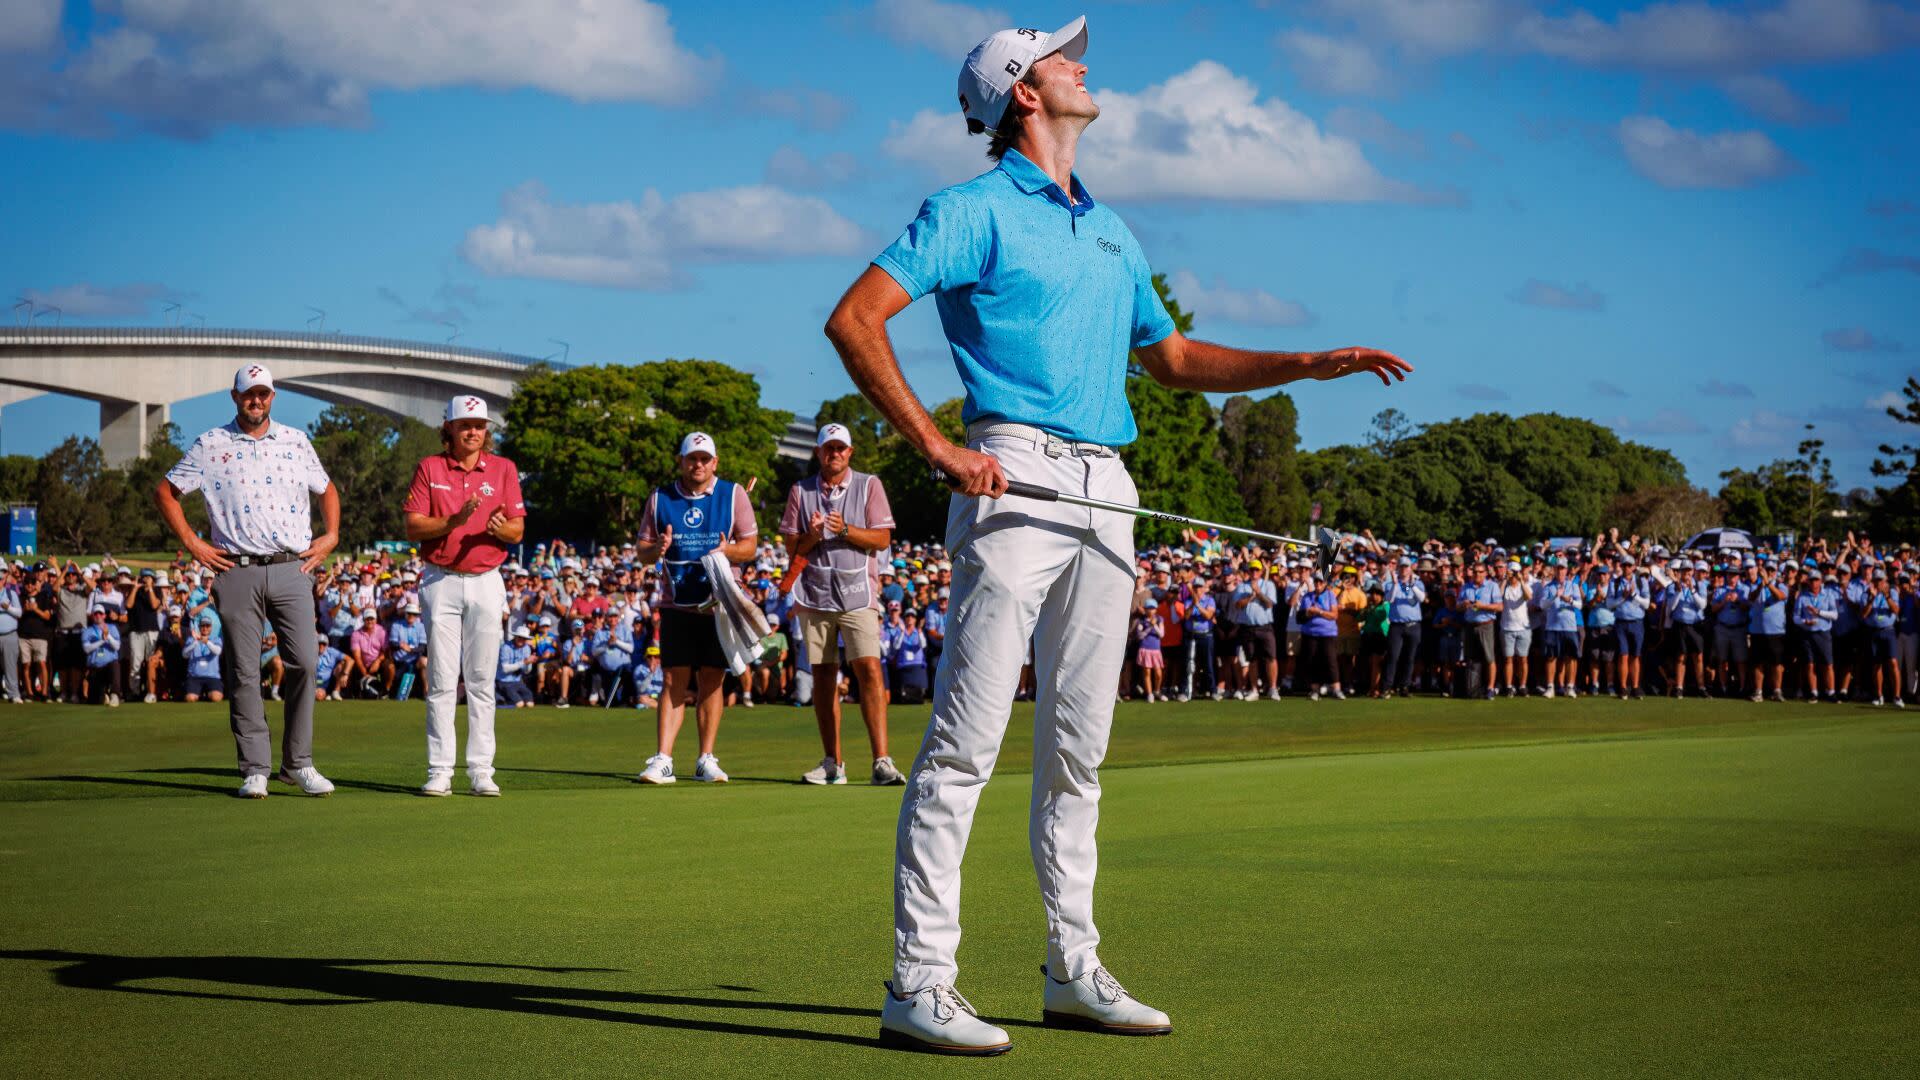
[13,288,1920,555]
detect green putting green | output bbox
[1,697,1915,1078]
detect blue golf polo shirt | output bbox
[874,149,1176,447]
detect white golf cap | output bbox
[234,363,273,393]
[445,394,491,424]
[958,16,1089,135]
[679,431,717,458]
[817,422,852,449]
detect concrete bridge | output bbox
[0,327,544,465]
[0,326,820,465]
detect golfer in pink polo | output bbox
[403,394,526,797]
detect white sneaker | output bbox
[879,982,1011,1056]
[143,692,157,704]
[637,754,676,785]
[268,684,281,701]
[276,766,334,796]
[1174,693,1190,702]
[587,693,600,706]
[1331,688,1347,700]
[106,693,121,708]
[1565,688,1578,699]
[1873,698,1885,707]
[555,700,570,709]
[1210,689,1224,701]
[694,753,729,784]
[1041,965,1172,1035]
[1541,687,1555,699]
[237,773,269,799]
[420,773,452,797]
[471,774,501,797]
[801,757,847,786]
[871,756,906,786]
[1750,692,1763,703]
[1266,689,1283,701]
[1307,689,1320,701]
[742,694,755,708]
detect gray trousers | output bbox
[212,561,317,777]
[0,633,17,700]
[123,629,158,694]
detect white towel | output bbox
[701,549,772,677]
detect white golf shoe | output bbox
[693,753,729,783]
[878,982,1012,1056]
[801,757,847,786]
[276,766,335,797]
[637,754,676,785]
[1041,965,1172,1036]
[871,756,906,786]
[238,773,269,799]
[470,774,501,797]
[420,773,452,797]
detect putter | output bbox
[933,468,1337,570]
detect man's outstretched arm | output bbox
[1133,331,1413,393]
[824,265,1008,498]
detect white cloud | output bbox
[886,61,1431,204]
[1514,0,1920,72]
[741,86,854,133]
[1309,0,1920,83]
[1166,270,1315,328]
[1614,409,1707,437]
[1317,0,1515,57]
[872,0,1009,55]
[1509,279,1606,311]
[1616,116,1795,190]
[1277,31,1392,96]
[765,146,863,190]
[1823,327,1904,352]
[1325,105,1427,157]
[460,181,870,290]
[0,0,61,53]
[19,282,186,318]
[1868,391,1906,412]
[1700,379,1755,398]
[1456,383,1511,401]
[1717,74,1838,126]
[1725,408,1802,453]
[5,0,718,136]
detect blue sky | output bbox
[3,0,1917,491]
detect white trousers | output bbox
[1898,632,1919,697]
[894,426,1136,993]
[421,566,505,779]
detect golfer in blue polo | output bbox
[824,14,1412,1055]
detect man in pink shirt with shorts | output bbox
[403,394,526,797]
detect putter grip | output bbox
[931,468,1057,502]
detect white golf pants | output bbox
[421,565,505,779]
[895,424,1136,994]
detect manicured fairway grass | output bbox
[2,697,1915,1078]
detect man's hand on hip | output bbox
[188,537,235,573]
[299,532,338,574]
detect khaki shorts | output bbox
[21,637,48,664]
[799,607,882,666]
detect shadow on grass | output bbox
[1,949,891,1048]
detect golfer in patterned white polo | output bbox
[403,394,525,797]
[826,16,1412,1054]
[155,363,341,799]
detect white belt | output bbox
[966,421,1119,459]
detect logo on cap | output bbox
[464,397,481,412]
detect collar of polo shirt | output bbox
[998,148,1094,211]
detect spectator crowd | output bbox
[5,526,1919,711]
